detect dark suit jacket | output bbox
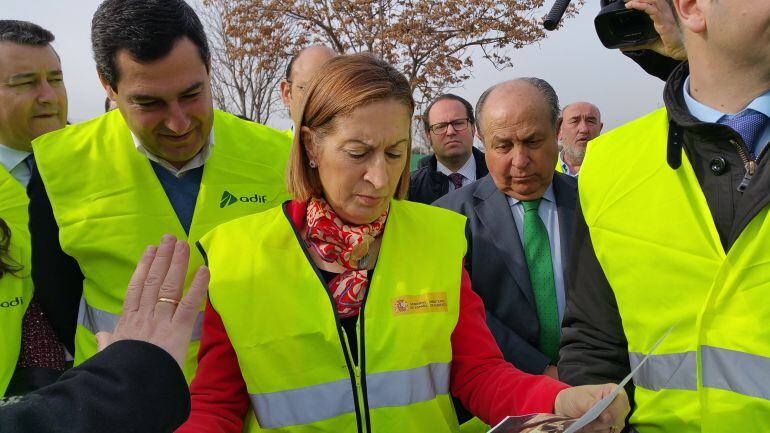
[408,147,488,204]
[0,340,189,433]
[434,173,577,374]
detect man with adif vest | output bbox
[558,0,770,431]
[29,0,290,381]
[278,45,337,136]
[0,20,67,396]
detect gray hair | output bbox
[475,77,560,139]
[0,20,54,46]
[560,102,602,120]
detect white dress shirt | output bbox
[505,184,566,320]
[132,129,214,177]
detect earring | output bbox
[309,160,318,168]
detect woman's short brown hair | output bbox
[286,53,415,201]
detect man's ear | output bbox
[279,80,291,107]
[673,0,707,34]
[556,117,564,140]
[97,70,118,101]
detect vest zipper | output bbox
[281,204,364,433]
[357,286,373,433]
[341,327,367,433]
[732,139,769,192]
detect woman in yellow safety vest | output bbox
[177,54,629,433]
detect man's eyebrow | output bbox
[7,72,38,81]
[7,70,63,81]
[129,82,204,102]
[179,82,204,95]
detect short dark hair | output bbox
[0,20,54,46]
[422,94,475,133]
[92,0,211,91]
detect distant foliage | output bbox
[204,0,582,148]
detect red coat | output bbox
[177,201,569,432]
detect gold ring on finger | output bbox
[157,297,180,305]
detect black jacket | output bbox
[0,340,189,433]
[558,61,770,405]
[408,147,488,204]
[27,165,83,354]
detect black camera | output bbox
[594,0,659,49]
[543,0,660,49]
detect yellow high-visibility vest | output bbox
[0,166,32,395]
[199,199,467,432]
[32,109,291,381]
[580,107,770,432]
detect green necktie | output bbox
[521,199,560,363]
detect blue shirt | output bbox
[0,143,32,187]
[506,184,566,321]
[683,77,770,156]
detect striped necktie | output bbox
[448,172,464,190]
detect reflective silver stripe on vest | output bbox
[702,346,770,400]
[251,377,356,428]
[367,362,450,409]
[250,362,450,428]
[77,297,204,340]
[629,351,697,391]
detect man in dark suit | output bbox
[435,78,576,380]
[409,94,488,204]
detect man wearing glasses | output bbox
[408,94,488,204]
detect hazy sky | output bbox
[5,1,666,132]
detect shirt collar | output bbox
[0,143,32,174]
[683,76,770,122]
[558,151,577,177]
[436,152,477,180]
[132,128,214,177]
[506,182,555,207]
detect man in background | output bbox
[556,102,602,176]
[278,44,336,133]
[409,94,488,204]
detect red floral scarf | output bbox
[304,198,388,318]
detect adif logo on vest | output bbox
[220,190,268,208]
[0,296,24,308]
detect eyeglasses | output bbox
[429,118,471,135]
